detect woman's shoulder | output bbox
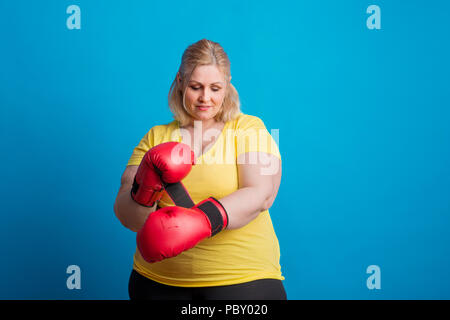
[229,112,266,129]
[143,120,180,146]
[148,119,179,134]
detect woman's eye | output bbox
[190,86,220,92]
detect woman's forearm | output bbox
[114,185,157,232]
[219,186,272,230]
[116,186,267,232]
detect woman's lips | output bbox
[197,105,211,111]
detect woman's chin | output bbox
[192,111,216,122]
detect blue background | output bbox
[1,0,449,299]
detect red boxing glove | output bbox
[131,142,195,207]
[136,197,228,263]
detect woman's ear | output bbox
[177,72,183,94]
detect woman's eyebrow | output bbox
[189,80,223,85]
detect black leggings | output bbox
[128,269,287,300]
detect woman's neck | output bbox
[184,119,223,131]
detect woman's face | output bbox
[180,65,228,124]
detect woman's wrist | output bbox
[115,188,157,232]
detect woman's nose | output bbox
[199,89,211,102]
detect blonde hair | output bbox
[168,39,241,126]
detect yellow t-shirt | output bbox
[127,113,284,287]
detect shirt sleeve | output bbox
[127,128,155,166]
[235,115,281,160]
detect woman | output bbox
[114,39,286,300]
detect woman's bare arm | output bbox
[219,152,282,230]
[113,165,157,232]
[114,152,281,232]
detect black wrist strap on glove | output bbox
[195,197,229,236]
[164,181,195,208]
